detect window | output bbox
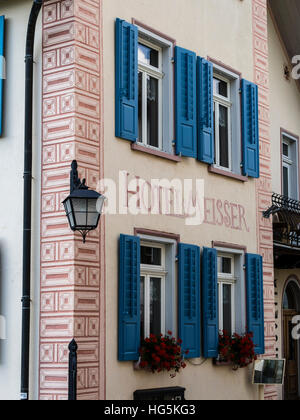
[140,243,165,340]
[213,75,232,171]
[212,64,241,175]
[138,41,163,149]
[218,253,235,335]
[216,248,246,336]
[282,133,299,200]
[136,26,174,154]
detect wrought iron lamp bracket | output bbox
[70,160,89,192]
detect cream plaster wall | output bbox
[0,0,41,400]
[268,13,300,196]
[102,0,259,400]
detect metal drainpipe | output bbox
[21,0,43,401]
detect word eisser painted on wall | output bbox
[97,171,250,230]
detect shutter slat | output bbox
[118,234,140,361]
[178,243,201,358]
[175,47,197,158]
[202,247,218,358]
[115,19,138,142]
[197,57,214,164]
[241,79,259,178]
[245,253,265,355]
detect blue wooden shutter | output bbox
[197,57,214,164]
[0,16,5,137]
[245,253,265,355]
[202,247,218,358]
[115,18,138,142]
[118,234,140,361]
[175,46,197,158]
[241,79,260,178]
[178,243,201,358]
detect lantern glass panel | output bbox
[87,198,99,227]
[72,198,88,227]
[96,195,106,216]
[64,198,75,229]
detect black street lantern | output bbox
[63,160,105,243]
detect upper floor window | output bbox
[213,75,232,171]
[137,26,174,154]
[212,64,242,175]
[138,40,163,149]
[282,133,299,200]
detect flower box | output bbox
[138,331,188,377]
[217,330,257,370]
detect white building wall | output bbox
[0,0,41,400]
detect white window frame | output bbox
[212,63,241,175]
[136,25,174,155]
[138,234,176,340]
[140,241,166,339]
[282,134,298,200]
[216,247,246,335]
[138,39,163,151]
[213,74,232,172]
[217,253,236,335]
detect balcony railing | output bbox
[263,193,300,249]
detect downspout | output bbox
[21,0,43,401]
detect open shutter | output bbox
[115,18,138,142]
[178,243,201,358]
[0,16,5,137]
[202,247,218,358]
[175,46,197,158]
[197,57,214,164]
[245,253,265,355]
[241,79,259,178]
[118,234,140,361]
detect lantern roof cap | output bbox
[63,188,101,202]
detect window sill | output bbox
[131,143,182,162]
[213,359,233,368]
[208,166,248,182]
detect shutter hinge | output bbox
[239,89,242,94]
[175,255,179,262]
[171,57,175,64]
[243,264,246,270]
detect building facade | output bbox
[0,0,298,400]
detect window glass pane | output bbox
[138,43,159,68]
[140,276,145,340]
[283,166,289,197]
[283,143,289,158]
[213,77,228,98]
[138,72,143,142]
[223,284,232,336]
[141,246,162,266]
[150,277,161,336]
[218,256,232,274]
[147,76,159,148]
[219,105,229,168]
[283,286,297,310]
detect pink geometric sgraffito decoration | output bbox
[40,0,105,400]
[252,0,277,400]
